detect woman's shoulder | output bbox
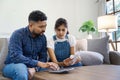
[67,34,76,46]
[67,34,76,40]
[47,36,55,49]
[47,36,54,42]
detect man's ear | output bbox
[29,21,34,27]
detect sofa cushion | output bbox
[87,36,110,64]
[0,38,9,71]
[109,51,120,65]
[76,51,104,66]
[75,39,87,51]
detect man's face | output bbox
[29,20,47,37]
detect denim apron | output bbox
[53,35,82,67]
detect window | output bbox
[106,0,120,51]
[106,0,120,27]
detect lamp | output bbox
[98,15,118,51]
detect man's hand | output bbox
[28,68,36,80]
[47,62,60,70]
[37,62,59,70]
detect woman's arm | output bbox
[68,34,76,55]
[47,48,65,66]
[70,47,75,55]
[69,35,81,64]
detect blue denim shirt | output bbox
[5,26,47,70]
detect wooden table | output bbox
[33,65,120,80]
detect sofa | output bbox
[0,36,120,80]
[0,38,10,80]
[75,36,120,65]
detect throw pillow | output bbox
[75,39,87,51]
[87,36,110,64]
[76,51,104,66]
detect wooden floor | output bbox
[33,65,120,80]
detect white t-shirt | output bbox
[47,34,76,50]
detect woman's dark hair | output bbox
[55,18,69,34]
[55,18,68,29]
[28,10,47,22]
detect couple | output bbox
[2,10,82,80]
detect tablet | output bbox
[48,68,74,74]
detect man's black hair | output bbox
[28,10,47,22]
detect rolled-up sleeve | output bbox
[8,31,38,67]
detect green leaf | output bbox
[79,20,97,34]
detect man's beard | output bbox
[32,30,45,37]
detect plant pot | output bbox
[87,34,92,39]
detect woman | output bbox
[47,18,82,67]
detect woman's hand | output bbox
[75,56,81,64]
[70,55,82,65]
[63,58,73,66]
[63,55,82,66]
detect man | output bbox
[2,10,59,80]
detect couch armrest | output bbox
[109,51,120,65]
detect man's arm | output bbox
[8,31,38,67]
[38,35,47,62]
[34,35,48,71]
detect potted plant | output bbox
[79,20,97,39]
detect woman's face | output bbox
[55,24,67,39]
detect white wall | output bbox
[73,0,100,39]
[0,0,101,38]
